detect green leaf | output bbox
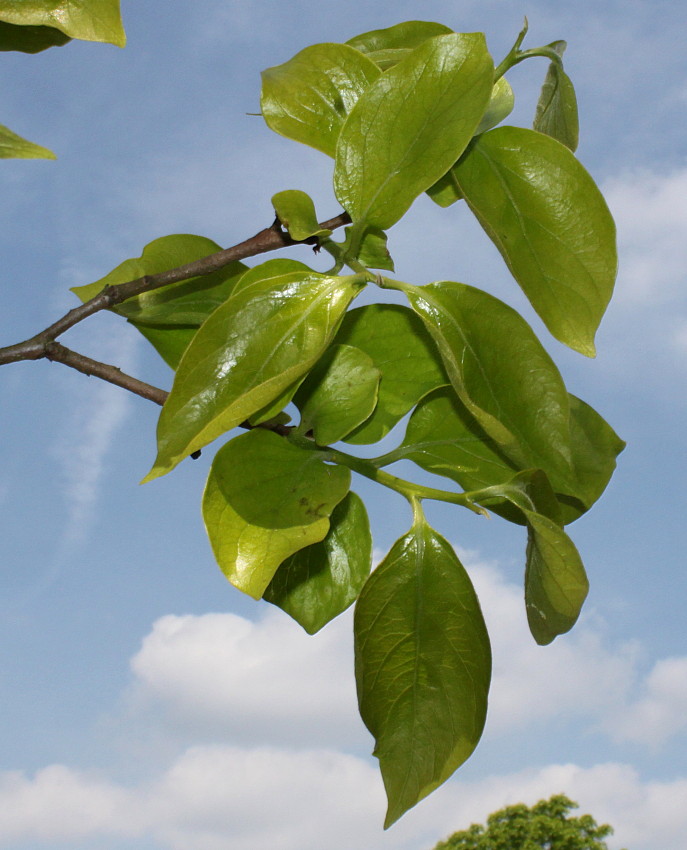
[355,518,491,826]
[395,389,623,524]
[264,491,372,633]
[0,0,125,46]
[525,511,588,644]
[0,123,55,159]
[260,42,381,157]
[334,33,494,229]
[272,190,332,241]
[202,430,350,599]
[0,21,70,52]
[144,271,365,481]
[339,225,395,271]
[425,77,514,208]
[231,257,315,296]
[334,304,448,444]
[294,344,380,445]
[533,41,579,152]
[452,127,617,356]
[129,322,196,370]
[345,20,453,70]
[72,235,247,325]
[467,471,589,644]
[401,281,576,490]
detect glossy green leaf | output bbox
[294,344,380,445]
[72,235,247,325]
[345,20,453,70]
[260,42,381,157]
[396,388,623,525]
[425,76,515,208]
[339,225,395,271]
[272,190,332,241]
[452,127,617,355]
[144,271,365,480]
[0,124,55,159]
[355,519,491,826]
[401,281,576,490]
[334,33,494,230]
[247,378,301,427]
[334,304,448,444]
[202,430,350,599]
[231,257,315,296]
[525,512,588,644]
[533,41,579,152]
[0,21,70,52]
[0,0,125,46]
[264,492,372,633]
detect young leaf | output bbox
[345,20,453,70]
[144,271,365,480]
[0,124,55,159]
[395,389,624,524]
[272,190,332,241]
[475,76,515,135]
[355,519,491,826]
[294,344,380,445]
[231,257,315,296]
[263,492,372,633]
[533,41,579,151]
[260,42,381,157]
[130,322,196,370]
[334,304,448,444]
[72,235,247,325]
[525,511,589,645]
[0,21,70,52]
[452,126,617,356]
[0,0,126,46]
[401,281,575,489]
[339,225,395,271]
[334,32,494,230]
[203,430,350,599]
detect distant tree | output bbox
[433,794,626,850]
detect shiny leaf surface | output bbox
[261,42,380,157]
[294,344,380,445]
[0,0,125,45]
[203,430,350,599]
[264,492,372,633]
[334,304,448,444]
[355,519,491,826]
[145,271,364,480]
[453,126,616,355]
[402,281,576,490]
[334,33,494,229]
[346,20,453,70]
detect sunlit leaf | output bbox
[144,271,365,480]
[264,492,372,633]
[452,126,616,355]
[334,304,448,444]
[272,189,332,241]
[294,344,380,445]
[0,21,70,52]
[346,20,453,70]
[203,430,350,599]
[231,257,315,296]
[0,0,125,46]
[129,322,196,370]
[401,281,575,489]
[261,42,381,157]
[0,123,55,159]
[355,518,491,826]
[533,41,579,151]
[72,234,247,325]
[334,32,494,229]
[339,225,395,271]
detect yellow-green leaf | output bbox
[0,0,125,46]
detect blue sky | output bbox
[1,1,686,848]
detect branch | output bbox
[0,211,351,367]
